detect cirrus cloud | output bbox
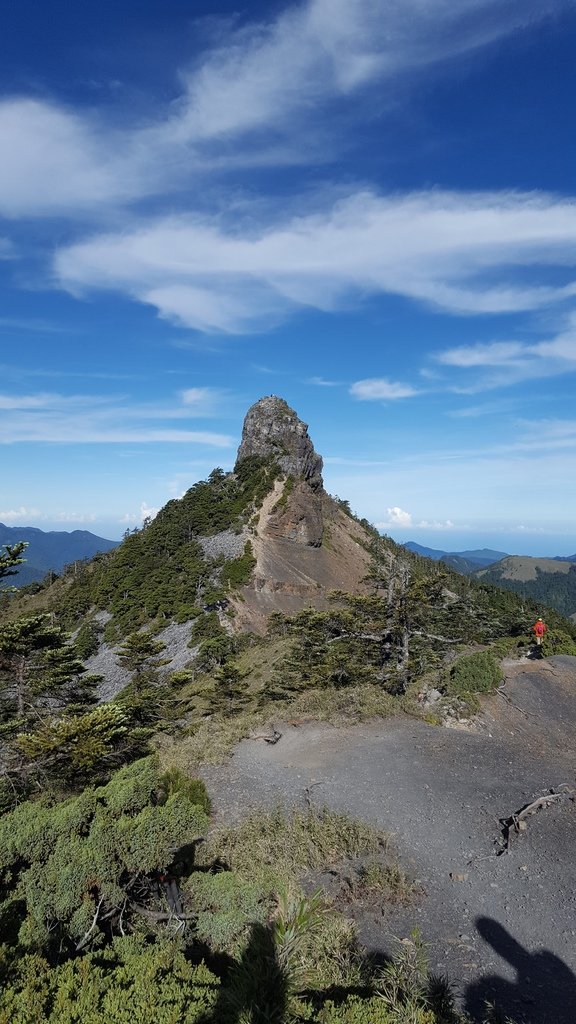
[54,189,576,334]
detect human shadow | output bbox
[201,920,290,1024]
[465,917,576,1023]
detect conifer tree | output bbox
[116,631,167,691]
[0,614,86,719]
[0,541,28,581]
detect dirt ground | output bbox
[201,655,576,1023]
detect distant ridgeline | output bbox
[0,522,118,588]
[473,556,576,620]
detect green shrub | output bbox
[0,936,220,1024]
[186,871,273,954]
[0,757,209,952]
[74,620,103,659]
[221,541,257,590]
[160,767,211,815]
[444,650,502,697]
[190,611,224,643]
[544,629,576,656]
[317,996,436,1023]
[16,704,129,776]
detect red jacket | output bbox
[532,620,547,638]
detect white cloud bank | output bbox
[375,506,454,531]
[0,505,41,522]
[55,190,576,334]
[120,501,161,526]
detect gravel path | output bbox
[201,655,576,1023]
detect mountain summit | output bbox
[232,396,370,629]
[236,395,324,491]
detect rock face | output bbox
[227,395,372,633]
[236,396,325,548]
[236,396,324,492]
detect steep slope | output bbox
[0,397,374,646]
[475,555,576,618]
[230,396,372,631]
[232,481,372,633]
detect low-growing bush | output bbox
[0,937,219,1024]
[444,650,502,697]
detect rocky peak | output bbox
[235,396,324,491]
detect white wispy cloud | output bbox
[0,99,139,217]
[0,393,58,409]
[52,511,98,523]
[0,0,568,218]
[350,377,419,400]
[307,376,342,387]
[0,238,15,259]
[0,389,233,445]
[435,314,576,391]
[178,387,225,412]
[54,190,576,333]
[164,0,547,148]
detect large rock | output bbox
[236,396,323,491]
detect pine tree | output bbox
[116,631,168,691]
[0,614,85,719]
[0,541,28,581]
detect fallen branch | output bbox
[411,632,463,643]
[75,896,105,951]
[131,903,196,922]
[496,687,538,718]
[497,791,573,855]
[249,728,282,744]
[304,781,323,809]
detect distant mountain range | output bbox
[403,542,576,619]
[403,541,509,575]
[0,523,118,587]
[474,556,576,621]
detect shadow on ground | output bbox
[465,917,576,1023]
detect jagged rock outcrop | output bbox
[236,396,325,548]
[236,396,324,491]
[228,396,372,632]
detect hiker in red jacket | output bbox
[532,617,547,647]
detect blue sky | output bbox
[1,0,576,555]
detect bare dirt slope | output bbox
[232,488,372,633]
[201,655,576,1023]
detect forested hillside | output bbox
[475,556,576,619]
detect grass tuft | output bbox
[203,806,389,882]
